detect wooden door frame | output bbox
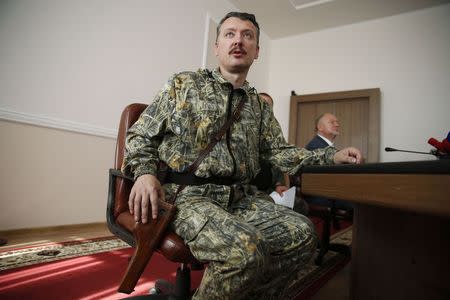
[288,88,380,162]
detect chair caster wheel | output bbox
[149,287,161,295]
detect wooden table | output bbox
[301,160,450,300]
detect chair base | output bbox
[121,295,176,300]
[310,204,353,266]
[315,242,351,265]
[122,266,193,300]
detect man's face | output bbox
[215,17,259,74]
[318,113,340,139]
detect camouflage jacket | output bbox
[122,68,337,183]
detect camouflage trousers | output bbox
[168,184,318,300]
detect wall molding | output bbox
[0,222,108,235]
[0,107,117,139]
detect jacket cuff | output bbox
[324,146,338,164]
[133,164,158,180]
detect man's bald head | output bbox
[315,113,340,141]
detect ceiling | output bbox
[228,0,450,39]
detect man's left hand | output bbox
[275,185,289,196]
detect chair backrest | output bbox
[115,103,148,169]
[113,103,147,218]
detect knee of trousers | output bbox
[297,217,319,259]
[228,231,270,273]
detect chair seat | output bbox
[116,211,197,263]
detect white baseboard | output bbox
[0,107,117,139]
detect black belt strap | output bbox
[165,171,236,186]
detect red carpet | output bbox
[0,248,203,300]
[0,219,351,299]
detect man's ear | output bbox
[254,45,260,60]
[317,122,324,134]
[214,42,219,57]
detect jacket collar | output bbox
[317,134,334,147]
[210,67,255,95]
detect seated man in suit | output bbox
[305,113,339,150]
[305,113,353,210]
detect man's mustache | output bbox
[229,47,247,55]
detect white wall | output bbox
[0,0,271,230]
[4,0,448,230]
[0,0,270,137]
[0,120,116,230]
[269,4,450,162]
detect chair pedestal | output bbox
[150,265,191,298]
[124,265,193,300]
[310,204,352,265]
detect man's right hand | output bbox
[333,147,363,164]
[129,174,165,224]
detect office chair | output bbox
[107,103,202,299]
[290,175,352,265]
[307,202,352,265]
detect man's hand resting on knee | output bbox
[129,174,165,223]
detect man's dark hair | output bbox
[216,12,260,46]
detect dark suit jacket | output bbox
[305,135,329,151]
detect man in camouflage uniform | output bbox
[122,12,362,299]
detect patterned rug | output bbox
[1,229,351,272]
[0,236,129,271]
[0,228,352,299]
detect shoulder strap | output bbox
[187,96,246,173]
[169,95,246,203]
